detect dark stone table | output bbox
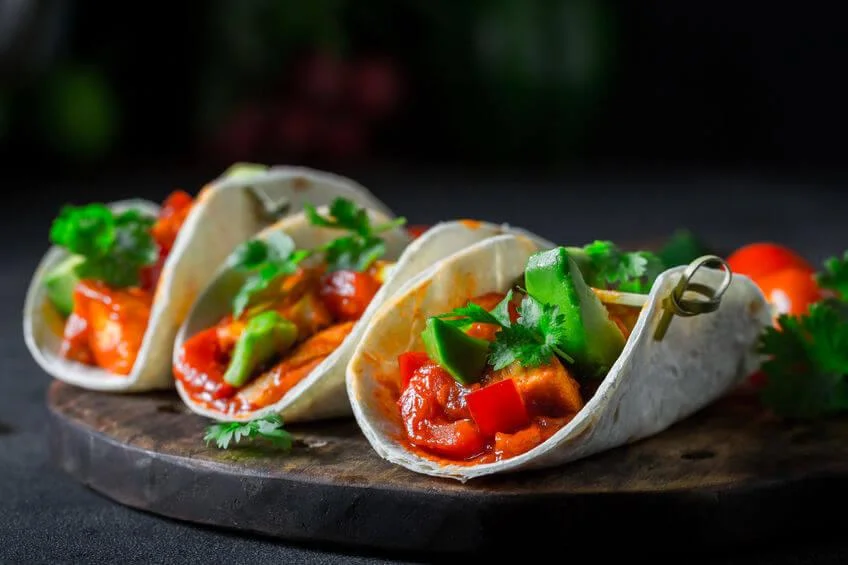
[3,165,847,564]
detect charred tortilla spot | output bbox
[292,177,309,191]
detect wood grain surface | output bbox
[47,380,848,557]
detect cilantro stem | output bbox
[551,345,576,364]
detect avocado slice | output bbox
[524,247,626,378]
[223,310,298,387]
[421,317,490,385]
[563,246,595,281]
[222,162,268,180]
[44,254,85,317]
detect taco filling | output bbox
[393,242,662,464]
[174,198,405,416]
[44,190,195,375]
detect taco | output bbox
[346,234,772,480]
[172,213,552,423]
[23,164,394,392]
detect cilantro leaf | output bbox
[491,295,574,369]
[432,292,574,370]
[203,414,293,450]
[489,323,543,369]
[305,197,406,272]
[49,205,157,288]
[816,251,848,299]
[320,234,386,272]
[657,229,711,267]
[50,203,116,256]
[582,240,665,294]
[435,301,501,327]
[758,301,848,419]
[489,289,515,327]
[230,233,311,317]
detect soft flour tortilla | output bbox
[174,218,552,422]
[346,233,772,481]
[23,166,394,392]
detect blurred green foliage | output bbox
[1,0,618,166]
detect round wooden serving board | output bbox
[47,380,848,558]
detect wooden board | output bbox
[47,380,848,558]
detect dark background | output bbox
[3,2,848,563]
[3,1,848,181]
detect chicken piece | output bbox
[236,321,356,407]
[276,289,334,338]
[487,356,583,418]
[61,280,152,375]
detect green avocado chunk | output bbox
[44,254,85,317]
[421,317,490,385]
[563,246,595,281]
[222,162,268,180]
[524,247,626,378]
[223,310,298,388]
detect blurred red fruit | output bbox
[275,105,318,154]
[211,105,266,161]
[297,51,346,104]
[321,117,367,160]
[348,57,401,119]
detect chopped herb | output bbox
[657,229,711,268]
[489,294,574,369]
[203,414,293,450]
[229,232,311,317]
[583,240,665,294]
[49,204,157,288]
[758,300,848,419]
[437,291,574,370]
[816,251,848,299]
[305,197,406,272]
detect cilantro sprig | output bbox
[816,251,848,298]
[437,290,574,371]
[49,204,157,288]
[229,232,311,317]
[305,198,406,272]
[758,300,848,419]
[581,240,665,294]
[203,414,293,450]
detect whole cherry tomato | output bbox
[726,242,814,280]
[755,267,822,317]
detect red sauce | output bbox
[395,292,586,465]
[173,267,380,416]
[61,280,153,375]
[58,190,195,374]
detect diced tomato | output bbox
[406,224,430,239]
[398,351,431,388]
[465,322,500,342]
[173,326,237,400]
[756,267,823,318]
[319,270,381,322]
[139,245,168,292]
[398,363,486,459]
[61,280,152,375]
[140,190,194,292]
[466,378,530,437]
[151,190,194,254]
[726,243,814,280]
